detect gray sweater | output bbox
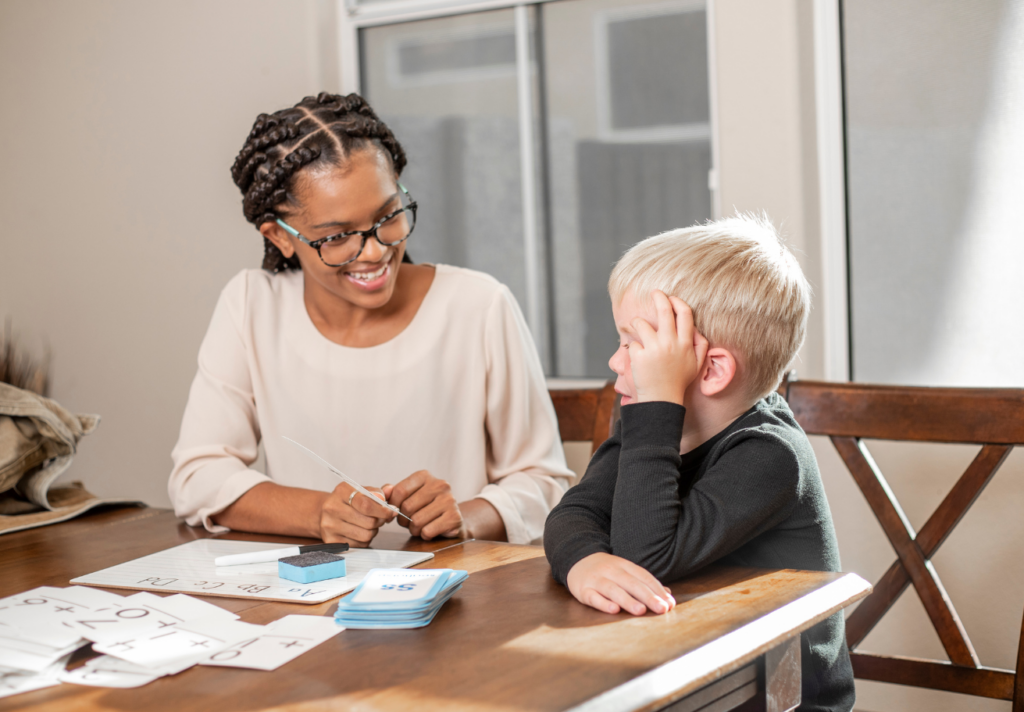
[544,394,854,712]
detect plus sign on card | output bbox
[92,616,261,669]
[202,615,341,671]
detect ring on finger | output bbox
[347,491,357,507]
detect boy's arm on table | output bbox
[544,426,677,616]
[543,425,620,583]
[610,401,799,581]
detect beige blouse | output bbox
[169,265,573,544]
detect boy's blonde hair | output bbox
[608,213,810,400]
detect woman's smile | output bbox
[344,255,393,291]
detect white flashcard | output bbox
[0,586,121,648]
[347,569,450,605]
[65,591,240,645]
[93,615,263,669]
[202,615,342,671]
[0,626,81,673]
[130,593,238,622]
[59,655,166,689]
[0,654,69,699]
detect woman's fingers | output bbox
[413,497,463,540]
[351,488,395,523]
[320,484,390,546]
[386,471,428,510]
[387,471,462,539]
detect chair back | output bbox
[781,377,1024,708]
[549,380,618,455]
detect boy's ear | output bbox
[259,221,296,259]
[698,347,737,397]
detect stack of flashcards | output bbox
[334,568,468,629]
[0,586,341,698]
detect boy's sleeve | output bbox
[543,422,622,585]
[609,402,799,581]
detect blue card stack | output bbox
[334,568,469,629]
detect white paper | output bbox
[71,539,433,604]
[348,570,449,605]
[58,652,198,689]
[0,626,82,673]
[0,586,121,648]
[93,615,263,669]
[63,591,239,644]
[202,615,342,671]
[59,656,165,689]
[0,654,69,699]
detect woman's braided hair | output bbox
[231,92,408,273]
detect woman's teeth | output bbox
[348,263,388,282]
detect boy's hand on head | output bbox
[629,291,709,405]
[566,553,676,616]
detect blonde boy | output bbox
[544,215,854,712]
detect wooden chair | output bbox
[549,380,619,455]
[780,376,1024,708]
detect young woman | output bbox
[169,93,572,546]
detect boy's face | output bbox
[608,289,658,406]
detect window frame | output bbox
[335,0,722,376]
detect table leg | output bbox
[765,636,801,712]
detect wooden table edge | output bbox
[567,572,873,712]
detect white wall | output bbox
[0,0,339,509]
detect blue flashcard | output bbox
[334,568,468,630]
[341,569,452,608]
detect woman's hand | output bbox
[384,470,464,540]
[319,482,395,547]
[566,553,676,616]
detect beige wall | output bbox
[0,0,339,509]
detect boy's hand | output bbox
[629,291,709,405]
[566,553,676,616]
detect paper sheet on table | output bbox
[62,591,238,644]
[58,654,193,689]
[71,539,434,604]
[0,654,69,698]
[0,586,124,648]
[93,616,262,669]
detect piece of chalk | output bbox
[278,552,347,583]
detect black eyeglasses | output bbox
[276,183,417,267]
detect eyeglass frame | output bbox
[274,183,418,267]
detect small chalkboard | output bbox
[71,539,433,604]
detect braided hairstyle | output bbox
[231,92,408,273]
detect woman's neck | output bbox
[304,263,435,348]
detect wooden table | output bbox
[0,506,870,712]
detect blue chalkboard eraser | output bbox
[278,552,347,583]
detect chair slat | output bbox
[549,381,617,455]
[845,444,1010,648]
[833,436,980,667]
[850,653,1013,700]
[788,381,1024,443]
